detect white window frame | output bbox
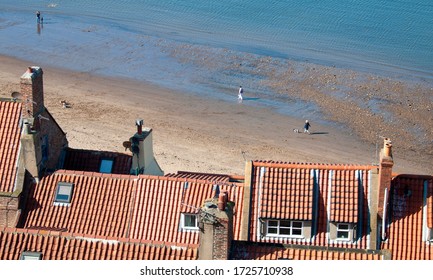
[21,251,42,260]
[99,158,114,173]
[54,182,74,206]
[336,223,351,241]
[266,220,303,238]
[180,213,199,231]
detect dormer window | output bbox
[336,223,351,240]
[54,182,74,206]
[266,220,303,238]
[21,251,42,260]
[330,222,356,242]
[180,213,199,231]
[99,158,114,173]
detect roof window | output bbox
[21,251,42,260]
[99,158,114,173]
[54,182,74,205]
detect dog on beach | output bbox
[60,100,71,108]
[293,128,299,133]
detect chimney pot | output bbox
[217,191,228,211]
[27,67,33,73]
[383,138,392,157]
[217,193,225,211]
[136,119,143,134]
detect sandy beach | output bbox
[0,55,431,176]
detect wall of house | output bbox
[20,66,68,175]
[39,111,68,172]
[131,128,163,176]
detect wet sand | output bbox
[0,55,431,175]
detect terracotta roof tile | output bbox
[382,175,433,260]
[21,170,244,245]
[249,160,374,249]
[230,241,383,260]
[330,169,360,223]
[165,171,233,182]
[0,101,22,193]
[0,227,197,260]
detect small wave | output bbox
[47,3,58,8]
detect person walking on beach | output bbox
[36,11,41,23]
[304,120,311,134]
[238,86,243,103]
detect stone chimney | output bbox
[198,191,234,260]
[129,119,164,176]
[20,66,44,122]
[377,138,394,220]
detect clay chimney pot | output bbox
[383,138,392,157]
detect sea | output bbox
[1,0,432,120]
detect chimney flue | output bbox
[136,119,143,135]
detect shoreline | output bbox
[1,54,431,175]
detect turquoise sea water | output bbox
[1,0,432,117]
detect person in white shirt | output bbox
[238,86,243,103]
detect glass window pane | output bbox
[292,221,303,228]
[184,215,196,227]
[267,227,278,234]
[55,183,73,203]
[100,159,114,173]
[337,231,349,239]
[280,220,291,227]
[292,228,302,236]
[268,220,278,227]
[280,228,291,235]
[338,223,349,230]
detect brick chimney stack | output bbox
[198,191,234,260]
[377,138,394,219]
[20,66,44,120]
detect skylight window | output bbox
[54,182,74,205]
[99,158,114,173]
[21,251,42,260]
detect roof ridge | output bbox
[53,169,138,180]
[252,160,376,170]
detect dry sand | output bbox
[0,55,431,175]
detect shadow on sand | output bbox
[310,132,329,135]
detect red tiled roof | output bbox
[249,160,375,248]
[330,169,360,223]
[165,171,232,183]
[62,148,132,174]
[0,101,22,193]
[382,175,433,260]
[259,166,314,220]
[0,227,197,260]
[231,241,383,260]
[21,170,244,244]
